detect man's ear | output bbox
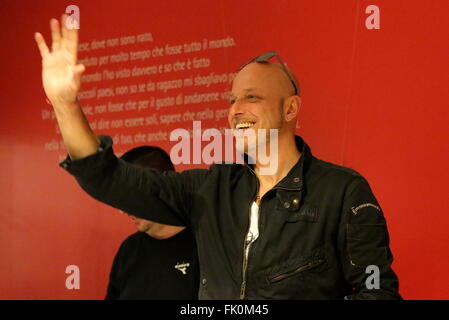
[284,96,301,122]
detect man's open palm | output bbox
[35,14,85,105]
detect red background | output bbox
[0,0,448,299]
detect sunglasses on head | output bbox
[238,51,299,96]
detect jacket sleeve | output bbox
[59,135,209,227]
[337,176,402,300]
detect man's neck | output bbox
[254,134,301,187]
[145,224,185,240]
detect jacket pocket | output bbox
[346,223,388,268]
[268,259,325,284]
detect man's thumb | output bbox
[73,64,85,75]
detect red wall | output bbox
[0,0,448,299]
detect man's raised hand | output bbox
[34,14,99,160]
[35,14,85,106]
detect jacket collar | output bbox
[243,135,313,190]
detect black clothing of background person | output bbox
[106,228,199,300]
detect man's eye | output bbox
[229,99,236,105]
[247,95,259,100]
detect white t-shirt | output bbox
[245,201,260,260]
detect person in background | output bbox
[105,146,199,300]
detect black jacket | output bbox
[61,135,401,300]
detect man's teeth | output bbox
[236,122,255,129]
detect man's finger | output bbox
[72,64,85,87]
[61,14,79,62]
[73,64,85,75]
[50,18,61,51]
[34,32,50,58]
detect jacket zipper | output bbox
[269,259,324,283]
[239,173,303,298]
[240,166,259,300]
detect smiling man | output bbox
[229,58,302,193]
[35,15,401,299]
